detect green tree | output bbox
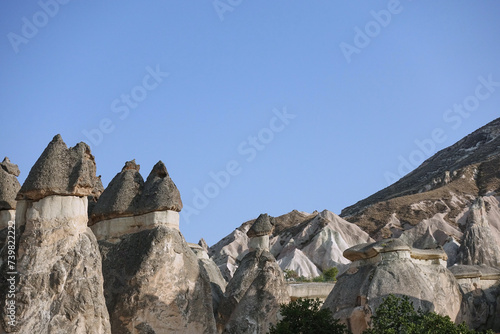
[363,294,495,334]
[269,298,349,334]
[323,267,339,281]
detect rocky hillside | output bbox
[341,117,500,239]
[209,209,373,280]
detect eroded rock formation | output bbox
[217,215,289,334]
[92,160,217,333]
[322,239,461,334]
[1,135,111,334]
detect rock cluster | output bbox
[217,215,289,334]
[1,135,111,334]
[0,158,20,247]
[322,239,461,334]
[92,160,216,333]
[210,209,373,281]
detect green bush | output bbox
[284,267,338,282]
[269,298,349,334]
[363,294,495,334]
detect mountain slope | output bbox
[341,117,500,239]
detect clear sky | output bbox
[1,1,499,245]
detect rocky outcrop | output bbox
[0,136,111,334]
[16,134,102,202]
[100,227,217,334]
[190,243,227,316]
[0,158,20,212]
[217,249,289,334]
[0,158,20,241]
[457,197,500,267]
[93,161,217,333]
[451,265,500,331]
[89,160,144,224]
[322,239,461,334]
[210,210,373,281]
[217,217,290,334]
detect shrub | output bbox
[269,298,349,334]
[363,294,495,334]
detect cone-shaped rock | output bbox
[247,213,274,237]
[217,249,289,334]
[457,197,500,267]
[0,157,20,210]
[90,160,143,224]
[413,227,439,249]
[1,136,110,333]
[137,160,182,214]
[16,134,101,201]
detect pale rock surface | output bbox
[190,243,227,316]
[217,249,289,334]
[322,239,461,334]
[1,195,111,334]
[457,197,500,267]
[210,209,372,281]
[451,265,500,331]
[277,248,321,278]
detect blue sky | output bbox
[1,1,499,245]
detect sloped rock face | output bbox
[457,198,500,267]
[100,226,217,334]
[93,161,217,333]
[217,249,289,334]
[16,134,101,201]
[341,117,500,243]
[210,210,373,281]
[322,239,461,334]
[137,160,183,214]
[451,265,500,331]
[0,196,111,333]
[0,136,110,333]
[90,160,144,224]
[190,243,227,316]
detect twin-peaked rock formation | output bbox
[92,159,217,333]
[1,135,110,333]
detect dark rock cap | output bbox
[0,157,21,210]
[1,157,20,177]
[16,135,101,201]
[90,160,144,224]
[247,213,274,238]
[343,238,411,261]
[199,238,209,252]
[137,161,183,214]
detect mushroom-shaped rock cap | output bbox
[16,135,101,201]
[137,161,183,213]
[0,157,21,210]
[90,160,144,224]
[343,238,411,261]
[247,213,274,238]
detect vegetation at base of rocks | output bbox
[269,298,350,334]
[284,267,338,283]
[363,294,495,334]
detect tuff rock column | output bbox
[91,160,217,334]
[1,135,110,333]
[217,213,290,334]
